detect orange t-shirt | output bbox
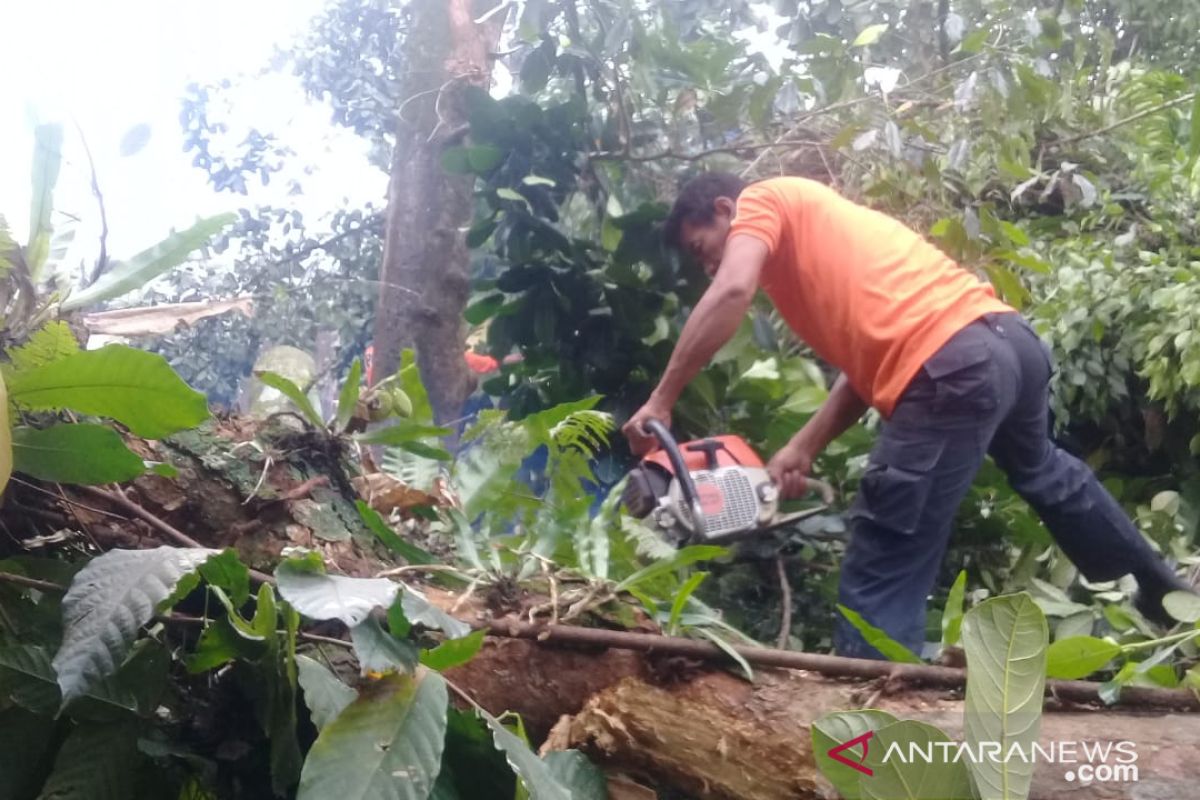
[730,177,1012,416]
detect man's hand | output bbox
[622,401,672,456]
[767,440,817,499]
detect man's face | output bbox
[679,197,735,278]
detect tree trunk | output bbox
[372,0,497,424]
[447,637,1200,800]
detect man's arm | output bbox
[767,373,869,497]
[622,234,768,453]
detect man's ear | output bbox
[713,195,737,220]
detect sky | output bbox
[0,0,386,272]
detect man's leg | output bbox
[987,316,1187,618]
[836,321,1010,658]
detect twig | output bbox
[485,620,1200,711]
[73,120,109,287]
[0,570,65,593]
[590,139,832,163]
[1053,91,1196,146]
[72,486,275,586]
[774,554,792,650]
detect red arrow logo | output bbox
[827,731,875,776]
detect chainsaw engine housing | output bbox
[622,436,780,544]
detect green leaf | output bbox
[185,616,260,673]
[613,545,728,592]
[959,28,990,54]
[401,586,472,638]
[1163,590,1200,623]
[942,570,968,648]
[356,500,437,566]
[7,345,210,439]
[465,292,505,324]
[961,593,1047,800]
[351,616,419,675]
[691,627,754,681]
[354,422,452,446]
[466,218,499,249]
[852,23,889,47]
[397,350,433,423]
[34,721,140,800]
[335,358,363,433]
[859,720,974,800]
[255,370,324,428]
[468,146,503,173]
[496,187,532,209]
[6,321,79,373]
[0,374,9,497]
[812,710,899,800]
[297,654,357,730]
[61,213,237,310]
[52,546,218,707]
[297,670,448,800]
[483,711,573,800]
[522,174,556,187]
[667,572,707,636]
[837,605,922,663]
[275,560,398,626]
[0,643,148,715]
[27,123,63,277]
[543,751,606,800]
[10,424,145,485]
[198,548,251,606]
[399,440,454,461]
[420,629,486,671]
[1045,636,1120,679]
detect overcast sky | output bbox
[0,0,386,273]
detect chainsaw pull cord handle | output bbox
[641,419,706,539]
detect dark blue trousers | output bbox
[834,312,1166,658]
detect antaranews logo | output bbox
[825,731,1139,785]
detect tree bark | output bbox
[372,0,497,424]
[444,636,1200,800]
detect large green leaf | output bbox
[34,720,140,800]
[0,373,11,498]
[811,709,899,800]
[837,605,922,663]
[859,720,974,800]
[351,616,419,674]
[26,123,63,277]
[52,546,218,707]
[401,586,472,639]
[335,358,364,432]
[11,424,146,484]
[543,751,606,800]
[60,213,237,310]
[297,655,357,731]
[483,711,581,800]
[5,321,79,373]
[613,545,728,593]
[1045,635,1120,679]
[275,559,399,626]
[961,593,1048,800]
[0,642,165,716]
[420,630,486,671]
[6,345,210,438]
[297,670,448,800]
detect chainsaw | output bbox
[621,420,836,546]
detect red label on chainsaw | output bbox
[697,483,725,515]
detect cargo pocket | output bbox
[849,432,945,537]
[922,339,997,415]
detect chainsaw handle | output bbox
[641,419,706,538]
[794,476,836,505]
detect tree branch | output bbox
[73,122,109,288]
[1054,91,1196,146]
[486,619,1200,711]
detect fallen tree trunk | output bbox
[446,635,1200,800]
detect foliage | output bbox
[814,594,1049,800]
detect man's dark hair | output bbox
[663,172,748,249]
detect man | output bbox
[622,172,1190,659]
